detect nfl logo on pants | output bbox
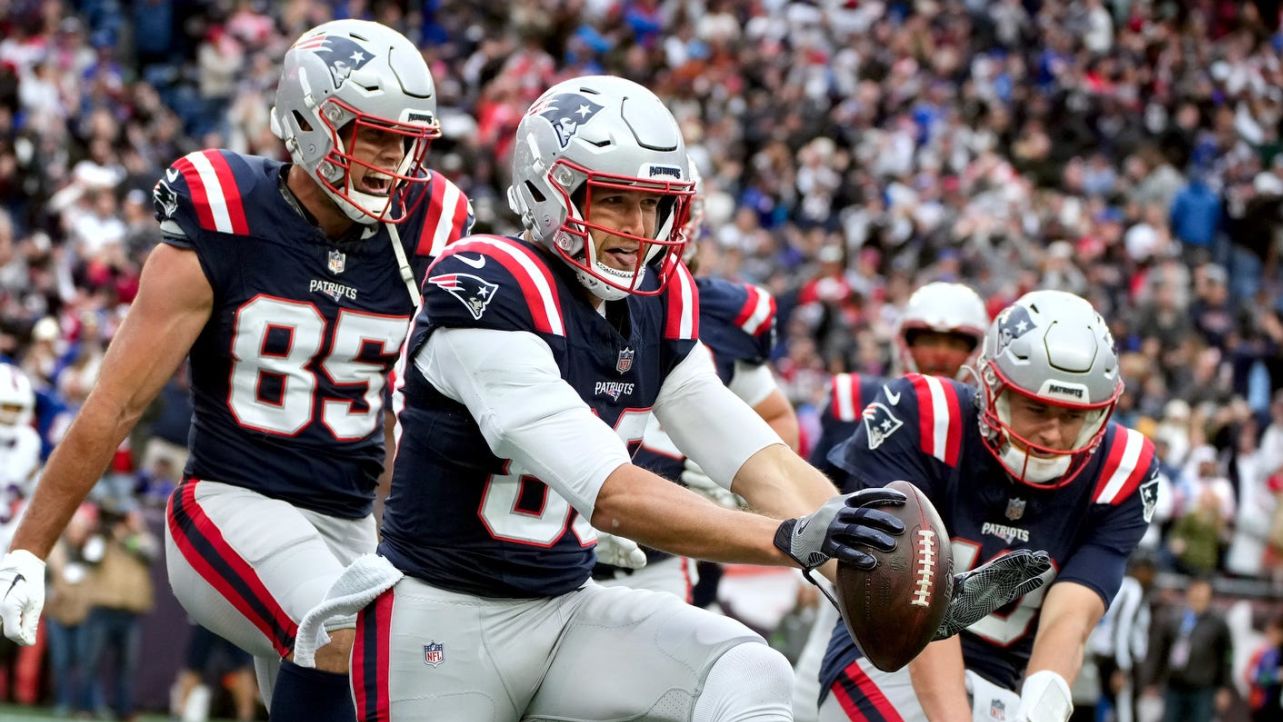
[423,641,445,668]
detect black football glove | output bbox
[933,549,1052,641]
[774,488,906,572]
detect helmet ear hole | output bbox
[524,180,546,204]
[292,110,314,133]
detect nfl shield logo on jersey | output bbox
[1005,498,1026,521]
[423,641,445,668]
[616,347,635,374]
[328,249,346,275]
[862,402,903,450]
[990,699,1006,721]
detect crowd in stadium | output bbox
[3,0,1283,720]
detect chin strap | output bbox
[385,223,422,310]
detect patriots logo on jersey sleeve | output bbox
[153,180,178,220]
[995,305,1036,354]
[862,401,903,450]
[295,34,374,89]
[428,272,498,320]
[1140,473,1160,523]
[533,92,604,148]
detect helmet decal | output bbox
[994,304,1036,356]
[297,34,375,90]
[534,92,606,148]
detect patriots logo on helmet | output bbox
[995,305,1036,355]
[295,34,374,89]
[428,272,498,320]
[863,402,903,450]
[152,180,178,221]
[534,92,605,148]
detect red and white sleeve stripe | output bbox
[415,175,472,258]
[173,150,249,235]
[664,259,699,340]
[1092,428,1155,505]
[907,374,963,467]
[830,373,864,422]
[436,236,565,336]
[733,284,776,337]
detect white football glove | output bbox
[594,532,648,569]
[0,549,46,645]
[1020,670,1072,722]
[966,669,1023,722]
[680,459,743,509]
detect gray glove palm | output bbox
[933,549,1052,640]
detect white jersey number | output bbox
[952,540,1058,645]
[479,409,650,546]
[228,296,409,439]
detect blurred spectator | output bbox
[1144,577,1234,722]
[1246,613,1283,722]
[80,504,158,721]
[43,504,102,717]
[171,624,257,722]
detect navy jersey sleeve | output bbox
[826,375,944,498]
[695,277,776,382]
[421,236,566,339]
[400,172,475,263]
[1057,427,1157,607]
[656,258,702,377]
[152,149,260,290]
[809,372,882,475]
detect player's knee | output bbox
[694,641,793,720]
[310,628,354,674]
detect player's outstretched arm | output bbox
[906,637,971,722]
[1,244,211,644]
[1020,581,1105,722]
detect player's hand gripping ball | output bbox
[835,480,953,672]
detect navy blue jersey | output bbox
[619,277,777,568]
[819,374,1156,696]
[808,372,888,479]
[154,149,472,518]
[379,236,701,598]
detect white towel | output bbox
[293,554,404,668]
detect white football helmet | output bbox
[895,282,988,379]
[0,364,34,441]
[270,19,441,224]
[507,75,694,301]
[976,290,1123,487]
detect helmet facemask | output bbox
[978,359,1118,488]
[546,158,694,301]
[313,97,440,225]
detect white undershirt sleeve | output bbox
[414,327,632,520]
[727,360,779,407]
[653,342,783,489]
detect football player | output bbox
[0,19,472,722]
[593,160,800,600]
[0,364,40,553]
[816,290,1158,722]
[297,75,1047,721]
[809,281,989,475]
[795,281,988,722]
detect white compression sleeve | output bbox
[415,327,632,520]
[727,360,779,408]
[653,342,782,490]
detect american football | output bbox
[836,480,953,673]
